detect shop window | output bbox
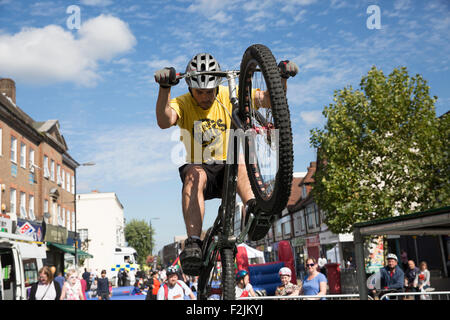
[23,259,39,287]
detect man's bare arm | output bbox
[156,87,178,129]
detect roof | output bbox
[0,94,75,165]
[287,162,317,212]
[353,206,450,236]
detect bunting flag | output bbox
[172,256,181,268]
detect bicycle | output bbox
[176,44,294,300]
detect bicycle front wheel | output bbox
[238,44,294,214]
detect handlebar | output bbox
[176,70,239,81]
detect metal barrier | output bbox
[239,291,450,300]
[380,291,450,300]
[239,294,363,300]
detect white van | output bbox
[0,232,46,300]
[109,246,139,286]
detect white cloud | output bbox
[300,110,324,125]
[80,0,112,6]
[0,14,136,86]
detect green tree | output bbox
[124,219,155,266]
[310,66,449,234]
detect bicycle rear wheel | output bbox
[238,44,294,214]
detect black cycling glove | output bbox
[278,60,299,79]
[154,67,179,88]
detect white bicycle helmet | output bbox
[279,267,292,277]
[167,265,179,276]
[185,53,222,89]
[386,253,398,261]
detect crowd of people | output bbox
[27,252,434,301]
[369,252,434,300]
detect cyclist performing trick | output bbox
[154,48,298,278]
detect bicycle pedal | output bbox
[247,213,274,241]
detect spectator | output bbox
[346,257,355,269]
[404,260,420,298]
[414,261,432,300]
[54,272,65,289]
[235,270,256,299]
[157,266,195,300]
[275,267,300,297]
[132,280,143,295]
[380,253,404,291]
[318,255,327,276]
[79,274,87,300]
[82,268,91,291]
[400,250,409,271]
[60,269,84,300]
[97,270,112,300]
[28,266,62,300]
[301,258,327,300]
[145,271,161,301]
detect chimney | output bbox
[0,78,16,104]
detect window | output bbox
[71,176,75,194]
[57,205,62,226]
[43,156,50,178]
[57,164,61,185]
[61,169,65,190]
[20,192,27,218]
[71,211,75,231]
[282,220,291,238]
[62,208,66,226]
[50,159,55,181]
[20,143,26,168]
[23,259,39,287]
[29,148,35,170]
[66,172,70,191]
[314,203,320,226]
[44,199,49,217]
[0,127,2,155]
[306,205,315,229]
[29,195,35,220]
[10,136,17,162]
[10,188,16,214]
[302,185,307,199]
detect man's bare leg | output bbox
[182,165,207,238]
[237,161,255,224]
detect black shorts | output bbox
[178,163,225,200]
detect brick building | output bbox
[0,78,80,273]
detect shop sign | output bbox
[18,222,35,236]
[292,237,305,247]
[45,224,68,244]
[0,216,12,233]
[319,231,339,244]
[16,219,45,242]
[306,234,320,247]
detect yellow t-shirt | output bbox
[170,85,232,164]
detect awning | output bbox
[47,242,93,258]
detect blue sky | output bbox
[0,0,449,254]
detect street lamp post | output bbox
[149,217,159,255]
[74,161,95,267]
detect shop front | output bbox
[319,230,354,266]
[306,234,320,260]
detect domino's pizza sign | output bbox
[18,222,35,237]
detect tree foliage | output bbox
[124,219,155,266]
[310,66,449,234]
